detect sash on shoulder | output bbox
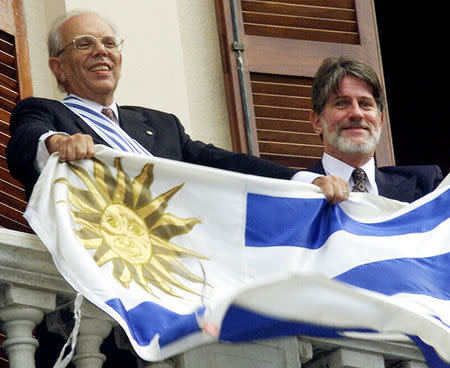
[62,96,152,156]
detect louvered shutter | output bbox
[0,0,33,233]
[215,0,394,169]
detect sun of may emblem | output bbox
[55,157,207,297]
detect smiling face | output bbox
[49,13,122,106]
[100,203,151,266]
[310,75,384,167]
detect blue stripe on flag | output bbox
[432,315,450,329]
[409,336,450,368]
[219,304,374,341]
[106,299,202,347]
[245,190,450,248]
[219,305,450,367]
[334,252,450,300]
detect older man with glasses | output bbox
[7,11,349,204]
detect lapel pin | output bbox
[146,131,154,136]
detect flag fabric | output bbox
[24,146,450,366]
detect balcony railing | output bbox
[0,227,427,368]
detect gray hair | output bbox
[48,11,118,57]
[311,57,385,114]
[47,11,118,91]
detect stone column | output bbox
[306,348,385,368]
[61,299,115,368]
[71,316,113,368]
[298,339,313,364]
[139,360,175,368]
[398,362,428,368]
[0,286,56,368]
[176,337,301,368]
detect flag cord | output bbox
[52,293,84,368]
[199,261,207,308]
[195,261,220,338]
[194,261,207,326]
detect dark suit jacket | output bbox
[7,97,298,199]
[308,159,443,203]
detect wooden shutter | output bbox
[214,0,394,169]
[0,0,33,233]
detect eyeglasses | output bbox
[56,35,124,56]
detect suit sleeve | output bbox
[173,115,299,180]
[431,165,444,190]
[6,98,62,199]
[121,105,299,180]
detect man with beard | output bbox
[303,57,442,203]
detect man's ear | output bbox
[49,57,66,84]
[309,111,323,135]
[379,110,385,129]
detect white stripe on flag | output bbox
[24,146,450,366]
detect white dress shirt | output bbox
[292,153,379,194]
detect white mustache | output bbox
[339,120,372,131]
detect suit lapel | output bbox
[376,168,417,202]
[309,160,326,175]
[118,108,155,152]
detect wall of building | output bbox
[21,0,232,150]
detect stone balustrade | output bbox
[0,228,427,368]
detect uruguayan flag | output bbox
[25,146,450,367]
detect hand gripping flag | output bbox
[24,146,450,366]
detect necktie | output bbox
[101,107,115,121]
[351,168,369,192]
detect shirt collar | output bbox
[68,93,119,121]
[322,153,378,194]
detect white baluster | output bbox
[0,286,56,368]
[71,301,113,368]
[71,318,112,368]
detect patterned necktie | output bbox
[351,168,369,192]
[101,107,115,121]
